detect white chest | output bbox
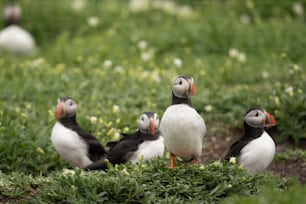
[129,136,165,163]
[160,104,206,160]
[51,122,92,167]
[0,25,35,55]
[239,131,276,173]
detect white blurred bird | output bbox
[0,3,35,55]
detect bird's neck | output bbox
[4,18,19,27]
[244,122,264,138]
[58,115,78,129]
[171,92,193,106]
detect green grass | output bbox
[0,0,306,203]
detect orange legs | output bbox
[193,158,199,166]
[169,154,176,169]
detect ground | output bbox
[201,126,306,185]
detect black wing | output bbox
[224,133,257,160]
[85,131,144,170]
[224,140,248,160]
[73,126,106,162]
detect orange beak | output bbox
[265,111,276,127]
[191,82,197,96]
[149,117,156,136]
[56,101,65,119]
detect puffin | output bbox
[160,76,207,168]
[0,3,35,55]
[85,112,164,170]
[224,107,277,174]
[51,97,106,168]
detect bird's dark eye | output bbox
[69,102,73,106]
[179,80,182,85]
[255,112,259,117]
[141,116,145,121]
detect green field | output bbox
[0,0,306,203]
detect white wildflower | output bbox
[71,0,85,11]
[237,52,247,63]
[129,0,150,12]
[274,96,280,106]
[285,86,294,96]
[292,2,304,16]
[122,168,130,176]
[62,169,76,176]
[87,16,99,27]
[261,71,269,79]
[204,105,213,112]
[137,40,148,50]
[114,65,124,73]
[240,14,251,24]
[141,50,154,61]
[229,157,236,165]
[90,116,97,124]
[173,58,183,68]
[229,48,239,58]
[103,60,113,69]
[112,104,120,113]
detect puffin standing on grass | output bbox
[0,3,35,55]
[85,112,164,170]
[160,76,206,168]
[51,97,106,168]
[224,108,277,174]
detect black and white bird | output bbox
[224,108,277,174]
[160,76,206,168]
[51,97,106,168]
[0,3,35,55]
[85,112,164,170]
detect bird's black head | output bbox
[138,111,159,136]
[244,107,276,129]
[172,75,196,98]
[3,3,21,27]
[56,97,78,119]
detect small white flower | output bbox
[261,71,269,79]
[204,105,213,112]
[229,48,239,58]
[87,16,99,27]
[141,50,154,61]
[229,157,236,165]
[274,96,280,106]
[137,40,148,50]
[285,86,294,96]
[62,169,76,176]
[112,132,121,141]
[71,0,85,11]
[103,60,113,69]
[112,104,120,113]
[114,65,124,73]
[129,0,150,12]
[292,64,300,71]
[152,71,161,83]
[292,2,304,16]
[122,168,130,176]
[173,58,183,68]
[240,14,251,24]
[237,52,247,63]
[90,116,97,124]
[213,160,222,168]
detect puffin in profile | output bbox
[51,97,106,168]
[85,112,164,171]
[224,108,277,174]
[160,76,206,168]
[0,3,35,55]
